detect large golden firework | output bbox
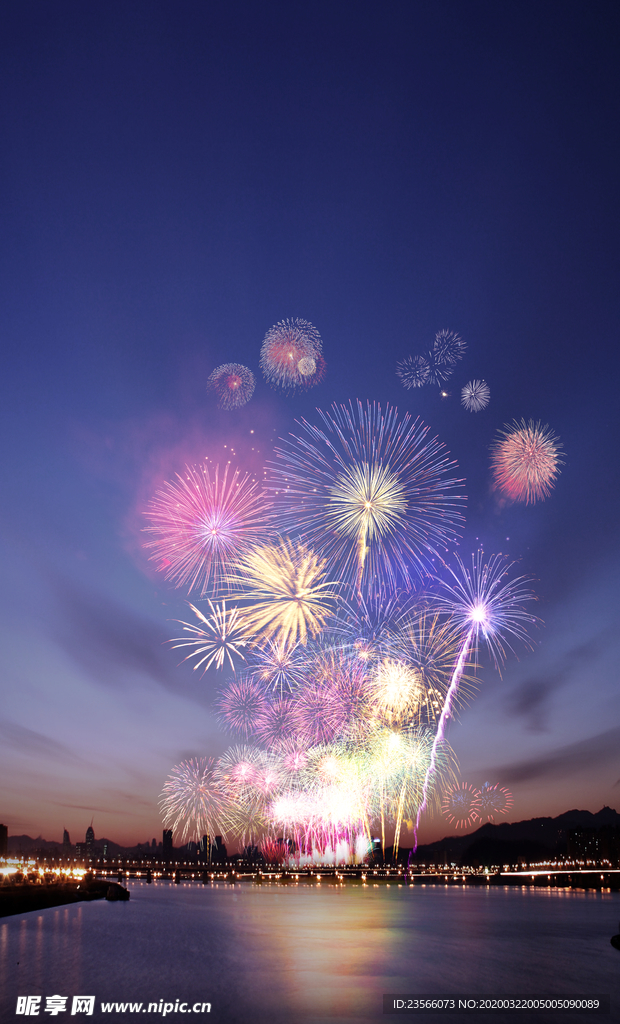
[233,539,338,649]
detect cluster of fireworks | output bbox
[206,318,325,410]
[149,400,547,865]
[396,328,488,413]
[442,780,514,829]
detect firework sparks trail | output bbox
[170,600,249,673]
[206,363,255,410]
[268,400,466,592]
[490,419,563,504]
[413,552,538,849]
[144,462,274,596]
[413,624,474,848]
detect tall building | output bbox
[211,836,227,863]
[0,824,7,858]
[62,829,71,846]
[163,829,173,861]
[199,834,211,863]
[85,824,95,858]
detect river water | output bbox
[1,881,618,1023]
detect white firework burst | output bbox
[396,354,430,389]
[461,380,490,412]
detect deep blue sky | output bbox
[1,0,619,846]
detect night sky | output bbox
[1,0,619,848]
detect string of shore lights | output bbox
[146,318,564,865]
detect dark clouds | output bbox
[47,571,213,707]
[487,725,620,785]
[0,720,88,766]
[504,623,619,732]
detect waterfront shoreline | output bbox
[0,880,120,918]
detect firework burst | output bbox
[170,601,249,673]
[432,329,466,368]
[144,462,274,596]
[476,781,513,821]
[246,638,307,695]
[260,318,323,391]
[233,538,338,649]
[215,675,269,737]
[159,758,227,843]
[206,363,255,410]
[461,380,490,412]
[434,550,539,670]
[268,400,466,592]
[442,782,482,829]
[396,354,431,389]
[490,419,564,504]
[414,552,538,847]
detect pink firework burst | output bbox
[490,419,564,504]
[253,696,300,748]
[442,782,482,829]
[476,781,513,821]
[260,318,323,391]
[215,675,269,738]
[206,362,255,410]
[143,462,274,595]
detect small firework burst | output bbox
[143,462,273,596]
[260,318,323,391]
[159,757,227,843]
[442,781,481,829]
[396,354,431,389]
[170,600,249,673]
[490,419,564,504]
[254,696,300,747]
[300,353,327,390]
[476,781,513,821]
[215,675,269,738]
[370,658,423,727]
[461,379,490,412]
[433,329,466,367]
[427,330,466,385]
[297,356,316,376]
[206,363,255,410]
[247,638,307,695]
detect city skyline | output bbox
[1,1,619,848]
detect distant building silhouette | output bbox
[151,838,157,849]
[568,826,620,864]
[163,829,173,861]
[62,828,71,847]
[199,834,211,863]
[211,836,227,863]
[0,824,7,858]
